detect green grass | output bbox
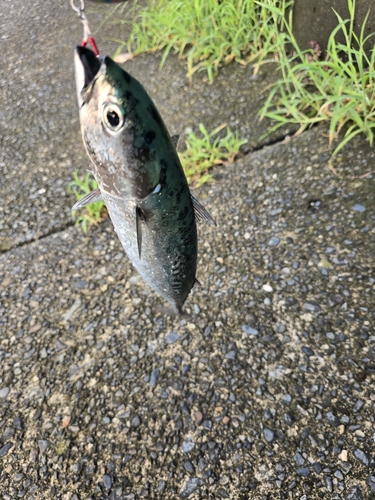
[259,0,375,162]
[67,171,107,233]
[115,0,288,82]
[181,123,248,187]
[112,0,375,163]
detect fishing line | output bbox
[70,0,100,55]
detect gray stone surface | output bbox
[1,0,375,499]
[1,126,375,498]
[0,0,84,251]
[293,0,375,55]
[0,0,288,251]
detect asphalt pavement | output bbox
[1,1,375,499]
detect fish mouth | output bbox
[74,45,102,107]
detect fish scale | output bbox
[73,46,215,313]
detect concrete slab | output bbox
[293,0,375,55]
[1,127,375,498]
[0,0,289,251]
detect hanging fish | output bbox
[73,46,215,313]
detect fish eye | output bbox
[102,102,125,132]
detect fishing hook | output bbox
[70,0,100,56]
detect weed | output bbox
[259,0,375,161]
[180,124,248,187]
[67,171,107,233]
[56,440,71,456]
[116,0,289,82]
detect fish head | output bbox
[74,46,165,199]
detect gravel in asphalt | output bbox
[2,1,375,499]
[1,124,375,498]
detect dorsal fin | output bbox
[171,134,181,150]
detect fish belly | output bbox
[103,193,197,310]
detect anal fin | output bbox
[72,188,102,211]
[191,195,216,226]
[135,205,145,259]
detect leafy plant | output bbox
[259,0,375,162]
[180,123,248,187]
[67,171,107,233]
[115,0,289,82]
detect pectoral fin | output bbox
[72,188,102,211]
[135,206,146,259]
[191,195,216,226]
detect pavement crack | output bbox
[249,130,298,154]
[0,221,76,255]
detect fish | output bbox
[73,46,215,313]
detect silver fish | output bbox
[73,46,215,313]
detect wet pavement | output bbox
[1,1,375,499]
[0,0,286,251]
